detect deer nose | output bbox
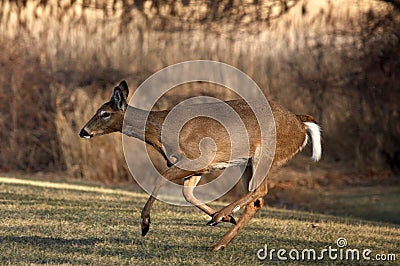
[79,128,92,139]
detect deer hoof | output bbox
[221,215,237,225]
[211,243,226,251]
[228,215,237,225]
[207,219,219,226]
[141,217,150,236]
[207,213,221,226]
[208,212,233,226]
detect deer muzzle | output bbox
[79,128,93,139]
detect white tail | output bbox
[304,122,322,162]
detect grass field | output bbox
[0,177,399,265]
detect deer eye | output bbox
[100,111,111,119]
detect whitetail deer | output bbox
[79,80,321,251]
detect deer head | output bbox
[79,80,129,139]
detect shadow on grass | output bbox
[0,235,155,262]
[0,234,212,264]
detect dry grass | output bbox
[0,176,399,265]
[0,0,399,182]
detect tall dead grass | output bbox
[0,0,398,182]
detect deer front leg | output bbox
[141,166,192,236]
[140,195,157,236]
[211,197,264,251]
[183,176,236,225]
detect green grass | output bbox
[0,177,399,265]
[316,186,400,224]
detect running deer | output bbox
[79,80,322,251]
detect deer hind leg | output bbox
[207,179,267,226]
[207,156,268,226]
[207,182,267,224]
[211,196,265,251]
[183,175,236,225]
[205,164,252,226]
[210,165,267,250]
[141,166,192,236]
[240,164,253,194]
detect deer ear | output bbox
[118,80,129,100]
[112,87,127,111]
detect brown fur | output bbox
[140,100,309,169]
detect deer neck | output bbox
[121,105,162,148]
[121,105,150,141]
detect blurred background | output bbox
[0,0,399,218]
